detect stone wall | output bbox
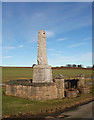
[6,85,33,99]
[6,79,65,100]
[6,83,58,100]
[35,84,57,100]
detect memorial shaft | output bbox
[37,30,48,65]
[33,30,53,83]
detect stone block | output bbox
[33,65,53,83]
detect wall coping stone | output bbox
[55,74,65,79]
[6,80,55,86]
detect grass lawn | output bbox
[2,86,93,116]
[2,67,92,83]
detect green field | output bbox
[2,67,33,83]
[2,67,93,117]
[2,67,92,83]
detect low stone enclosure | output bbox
[6,77,64,100]
[6,74,90,100]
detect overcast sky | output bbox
[2,2,92,67]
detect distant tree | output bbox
[77,64,83,68]
[60,66,64,67]
[66,64,72,67]
[72,64,76,68]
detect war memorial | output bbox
[5,30,90,100]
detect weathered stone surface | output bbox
[66,90,78,98]
[33,65,52,83]
[55,74,65,79]
[6,80,55,86]
[33,30,53,83]
[55,78,65,98]
[6,79,32,86]
[77,74,85,87]
[37,30,47,65]
[6,83,57,100]
[79,86,90,94]
[6,79,65,100]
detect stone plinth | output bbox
[32,30,52,83]
[33,65,53,83]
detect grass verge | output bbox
[2,85,93,118]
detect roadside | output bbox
[2,93,94,119]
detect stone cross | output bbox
[37,30,48,65]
